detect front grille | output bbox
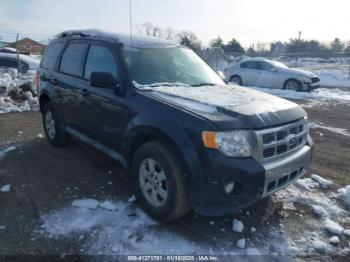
[254,118,309,164]
[310,77,320,83]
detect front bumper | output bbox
[262,145,312,196]
[303,81,320,90]
[191,137,314,216]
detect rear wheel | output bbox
[42,102,69,147]
[132,141,190,221]
[284,79,302,91]
[229,75,242,85]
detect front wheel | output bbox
[283,79,302,91]
[132,141,190,221]
[229,75,242,85]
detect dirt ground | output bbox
[0,99,349,260]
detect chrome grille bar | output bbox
[253,118,309,164]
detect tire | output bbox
[229,75,242,85]
[132,141,190,221]
[283,79,302,91]
[42,102,69,147]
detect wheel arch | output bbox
[39,92,51,113]
[123,118,202,186]
[229,74,242,85]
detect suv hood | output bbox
[143,84,306,130]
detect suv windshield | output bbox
[122,47,224,87]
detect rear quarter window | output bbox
[59,43,87,77]
[240,61,258,69]
[41,42,65,70]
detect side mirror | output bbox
[90,71,121,90]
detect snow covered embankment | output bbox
[0,68,38,113]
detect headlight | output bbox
[202,130,253,157]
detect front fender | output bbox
[122,114,203,184]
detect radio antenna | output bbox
[129,0,133,48]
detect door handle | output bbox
[51,79,59,85]
[81,88,90,96]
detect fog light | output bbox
[224,182,235,194]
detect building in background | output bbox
[5,37,46,55]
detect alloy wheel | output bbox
[139,158,168,207]
[285,80,299,90]
[45,110,56,139]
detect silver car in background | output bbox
[224,57,320,92]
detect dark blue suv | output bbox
[37,29,314,220]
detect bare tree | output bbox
[177,31,202,52]
[137,23,176,40]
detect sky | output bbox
[1,0,349,47]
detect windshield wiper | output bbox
[190,83,216,87]
[138,82,191,88]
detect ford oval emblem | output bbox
[286,134,297,147]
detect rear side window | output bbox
[258,62,273,71]
[41,43,64,69]
[84,45,118,79]
[59,43,87,77]
[241,61,258,69]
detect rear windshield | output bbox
[41,42,65,70]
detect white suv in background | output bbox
[224,57,320,92]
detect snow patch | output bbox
[312,205,327,217]
[324,219,344,235]
[294,177,318,191]
[0,69,38,113]
[72,199,99,210]
[99,200,119,211]
[337,185,350,208]
[311,174,333,188]
[249,86,350,102]
[232,219,244,233]
[310,123,350,137]
[38,199,219,255]
[329,236,340,244]
[312,240,327,253]
[0,184,11,192]
[128,195,136,203]
[236,238,245,249]
[246,248,260,255]
[343,229,350,237]
[144,84,297,117]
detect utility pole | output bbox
[15,33,21,74]
[348,40,350,78]
[295,31,302,67]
